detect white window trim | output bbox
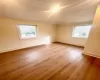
[72,25,92,38]
[17,24,37,39]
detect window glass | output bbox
[72,25,92,38]
[18,25,37,39]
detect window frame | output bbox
[17,24,37,39]
[72,25,92,38]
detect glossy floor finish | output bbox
[0,43,100,80]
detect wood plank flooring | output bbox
[0,43,100,80]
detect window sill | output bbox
[72,36,88,39]
[20,36,37,40]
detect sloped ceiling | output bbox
[0,0,100,24]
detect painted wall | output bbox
[84,5,100,58]
[56,24,90,47]
[0,17,56,53]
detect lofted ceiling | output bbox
[0,0,100,24]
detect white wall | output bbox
[0,17,56,53]
[56,24,89,47]
[84,5,100,58]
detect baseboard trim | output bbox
[83,51,100,59]
[54,42,84,48]
[0,42,83,54]
[0,44,46,54]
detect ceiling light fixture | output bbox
[44,4,61,17]
[44,4,71,17]
[50,4,61,14]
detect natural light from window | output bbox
[72,25,92,38]
[18,25,37,39]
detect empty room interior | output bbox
[0,0,100,80]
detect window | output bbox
[72,25,92,38]
[17,24,37,39]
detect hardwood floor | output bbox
[0,43,100,80]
